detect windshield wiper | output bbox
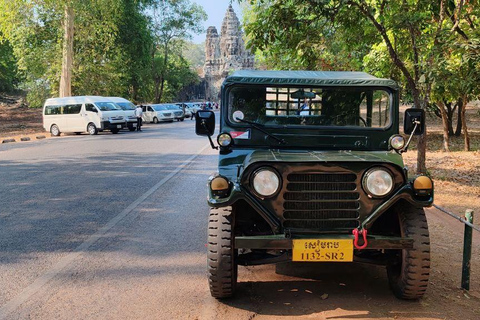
[235,118,286,145]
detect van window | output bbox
[148,106,153,112]
[85,104,97,112]
[95,102,121,111]
[64,104,82,114]
[45,105,63,115]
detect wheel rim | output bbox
[51,125,59,136]
[88,125,96,135]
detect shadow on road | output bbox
[222,262,446,319]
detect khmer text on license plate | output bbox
[292,239,353,262]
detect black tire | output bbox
[129,127,136,132]
[153,117,159,124]
[74,132,82,135]
[387,205,430,300]
[111,128,119,134]
[180,118,184,122]
[208,207,237,299]
[50,124,60,136]
[87,123,98,135]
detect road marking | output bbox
[0,143,210,319]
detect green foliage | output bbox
[0,39,19,92]
[150,0,207,102]
[0,0,204,105]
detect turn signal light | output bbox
[413,176,433,196]
[210,176,230,198]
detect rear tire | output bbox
[50,124,60,136]
[87,123,98,135]
[129,127,136,132]
[111,128,119,134]
[153,117,159,124]
[208,207,237,299]
[387,205,430,300]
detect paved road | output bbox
[1,119,478,319]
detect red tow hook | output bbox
[352,228,368,249]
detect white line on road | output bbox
[0,143,210,319]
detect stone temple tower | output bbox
[204,5,255,101]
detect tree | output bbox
[150,0,206,103]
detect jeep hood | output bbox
[218,149,404,180]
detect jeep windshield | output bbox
[227,86,392,129]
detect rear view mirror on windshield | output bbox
[195,110,215,136]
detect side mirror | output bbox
[404,108,425,135]
[195,110,215,136]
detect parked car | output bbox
[175,103,192,118]
[43,96,125,135]
[164,104,185,121]
[106,97,137,131]
[142,104,174,123]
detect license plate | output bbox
[117,125,122,128]
[292,239,353,262]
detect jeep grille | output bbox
[283,172,360,232]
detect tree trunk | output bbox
[455,97,463,136]
[437,100,450,152]
[154,78,161,103]
[461,95,470,151]
[59,3,74,97]
[157,42,169,104]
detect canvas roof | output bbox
[224,70,399,89]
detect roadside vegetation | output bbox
[0,0,206,106]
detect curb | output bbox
[1,133,47,144]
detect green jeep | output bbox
[195,70,433,300]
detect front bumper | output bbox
[235,234,413,250]
[102,121,125,130]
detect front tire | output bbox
[111,128,119,134]
[387,205,430,300]
[50,124,60,136]
[153,117,159,124]
[87,123,98,135]
[208,207,237,299]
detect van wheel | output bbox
[129,127,136,131]
[208,207,237,299]
[386,205,430,300]
[111,128,119,134]
[153,117,159,124]
[180,118,184,122]
[74,132,81,135]
[50,124,60,136]
[87,123,98,135]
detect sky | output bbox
[191,0,243,44]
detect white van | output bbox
[43,96,125,136]
[142,104,174,123]
[105,97,137,131]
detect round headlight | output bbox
[252,168,280,197]
[363,168,394,197]
[217,133,232,147]
[389,135,405,150]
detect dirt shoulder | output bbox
[0,94,44,139]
